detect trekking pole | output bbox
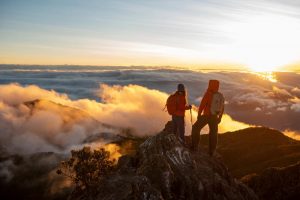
[190,108,193,125]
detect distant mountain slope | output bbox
[241,162,300,200]
[24,99,100,126]
[199,127,300,178]
[23,99,120,142]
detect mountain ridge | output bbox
[198,127,300,178]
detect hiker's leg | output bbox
[191,116,208,149]
[177,116,185,143]
[173,116,184,142]
[208,115,218,156]
[172,115,178,136]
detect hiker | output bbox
[191,80,224,156]
[166,84,192,143]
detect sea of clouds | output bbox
[1,65,300,134]
[0,82,249,155]
[1,66,300,145]
[0,65,300,198]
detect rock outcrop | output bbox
[74,122,258,200]
[241,162,300,200]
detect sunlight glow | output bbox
[222,14,300,72]
[248,65,279,72]
[253,72,277,82]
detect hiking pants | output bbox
[172,115,185,142]
[191,115,218,156]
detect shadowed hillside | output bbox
[198,127,300,178]
[241,162,300,200]
[0,151,72,200]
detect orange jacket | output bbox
[173,91,190,116]
[198,80,220,116]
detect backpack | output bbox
[166,94,178,115]
[210,92,224,115]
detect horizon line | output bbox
[1,63,299,73]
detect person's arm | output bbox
[198,93,209,116]
[217,96,225,123]
[218,106,224,123]
[185,98,192,110]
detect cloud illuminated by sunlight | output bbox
[252,72,277,82]
[283,130,300,141]
[0,83,254,154]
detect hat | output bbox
[208,80,219,92]
[177,83,185,92]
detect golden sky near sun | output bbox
[1,0,300,71]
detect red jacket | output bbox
[173,91,190,116]
[198,80,220,116]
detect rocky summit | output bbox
[73,122,258,200]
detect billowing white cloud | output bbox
[291,104,300,112]
[0,83,69,105]
[277,107,287,111]
[283,130,300,140]
[291,87,300,95]
[289,97,300,112]
[0,83,251,155]
[232,90,277,109]
[255,107,262,111]
[272,86,292,97]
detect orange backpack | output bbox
[166,94,178,115]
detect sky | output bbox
[1,0,300,71]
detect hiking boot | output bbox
[191,145,198,152]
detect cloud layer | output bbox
[1,66,300,155]
[0,82,251,155]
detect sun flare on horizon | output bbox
[227,13,300,73]
[247,65,279,72]
[252,71,278,82]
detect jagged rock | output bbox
[74,122,258,200]
[241,162,300,200]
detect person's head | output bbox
[177,83,186,95]
[207,80,219,92]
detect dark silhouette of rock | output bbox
[241,162,300,200]
[72,122,258,200]
[0,152,72,200]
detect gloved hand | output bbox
[217,117,222,124]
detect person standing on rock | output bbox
[191,80,224,156]
[166,84,192,144]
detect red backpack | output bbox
[166,94,178,115]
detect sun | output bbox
[222,13,300,72]
[247,64,279,72]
